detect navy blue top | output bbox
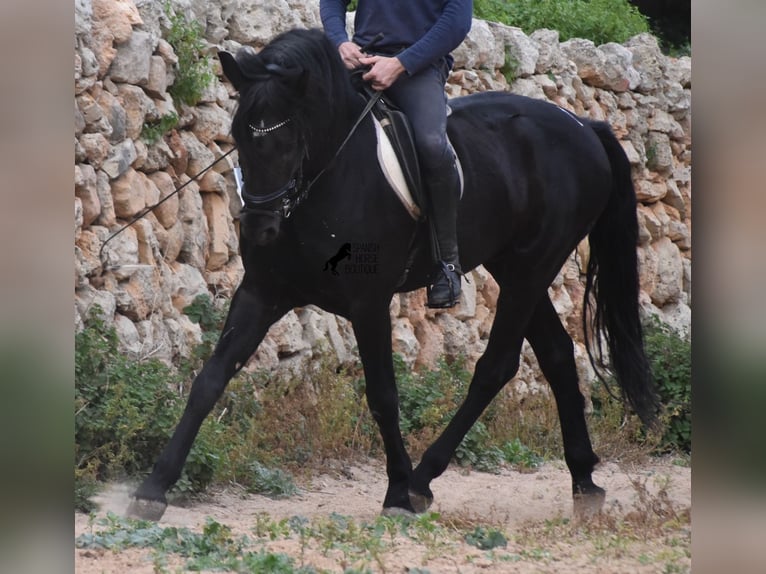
[320,0,473,75]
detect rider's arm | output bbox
[397,0,472,75]
[319,0,352,48]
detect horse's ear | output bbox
[264,64,309,95]
[219,51,244,91]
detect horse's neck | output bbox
[306,93,369,171]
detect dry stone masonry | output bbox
[75,0,691,392]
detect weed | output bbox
[501,437,543,470]
[666,41,691,58]
[406,512,449,555]
[474,0,650,45]
[76,296,684,515]
[163,2,215,107]
[76,494,690,572]
[75,308,213,484]
[76,513,317,573]
[252,513,291,540]
[511,469,690,568]
[455,422,505,471]
[396,354,531,471]
[643,317,691,452]
[646,141,658,167]
[75,464,99,513]
[246,461,298,498]
[75,306,249,504]
[141,112,179,144]
[588,383,654,463]
[464,525,508,549]
[519,547,552,561]
[181,293,229,380]
[664,561,690,574]
[501,47,519,85]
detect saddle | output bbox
[352,74,463,221]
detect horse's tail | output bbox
[583,121,659,428]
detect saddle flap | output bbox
[359,88,464,221]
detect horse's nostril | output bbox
[258,227,278,245]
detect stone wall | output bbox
[74,0,691,391]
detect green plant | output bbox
[395,354,503,468]
[141,111,179,144]
[164,2,215,107]
[395,354,551,471]
[588,379,652,462]
[75,309,180,477]
[666,41,691,58]
[181,293,229,379]
[645,142,658,167]
[473,0,513,24]
[500,46,519,85]
[642,318,691,452]
[501,437,543,469]
[455,421,505,472]
[76,513,317,573]
[464,525,508,550]
[75,465,99,513]
[75,308,223,498]
[245,461,298,498]
[475,0,650,46]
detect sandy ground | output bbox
[75,457,691,573]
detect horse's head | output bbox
[220,29,353,246]
[220,46,307,245]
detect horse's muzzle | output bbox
[240,209,281,246]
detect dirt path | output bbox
[75,457,691,573]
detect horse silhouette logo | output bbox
[323,242,352,275]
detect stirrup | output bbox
[426,262,462,309]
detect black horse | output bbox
[128,28,657,520]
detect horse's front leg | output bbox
[128,283,289,521]
[351,303,414,513]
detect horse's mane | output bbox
[231,29,358,152]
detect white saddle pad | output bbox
[372,115,464,221]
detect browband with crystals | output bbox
[249,118,292,137]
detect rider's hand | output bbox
[338,41,366,69]
[359,55,406,91]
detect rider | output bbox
[320,0,473,308]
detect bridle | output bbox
[98,68,383,260]
[239,89,383,220]
[240,117,308,220]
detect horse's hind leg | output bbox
[409,277,532,511]
[128,284,288,521]
[524,295,605,515]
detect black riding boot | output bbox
[425,162,462,309]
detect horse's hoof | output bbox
[380,506,417,519]
[573,488,606,520]
[126,497,167,522]
[408,490,434,514]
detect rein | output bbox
[98,147,237,262]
